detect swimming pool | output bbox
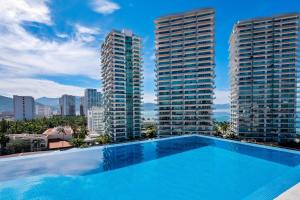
[1,135,300,200]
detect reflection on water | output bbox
[0,136,207,182]
[84,136,208,175]
[102,144,144,171]
[156,137,208,158]
[0,150,103,182]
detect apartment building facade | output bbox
[155,8,215,136]
[101,29,143,141]
[84,89,102,115]
[230,13,300,142]
[59,95,76,116]
[87,106,105,135]
[13,95,35,121]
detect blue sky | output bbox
[0,0,299,103]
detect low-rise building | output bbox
[43,126,74,141]
[43,126,74,149]
[8,134,48,152]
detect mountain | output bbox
[0,95,46,113]
[36,96,81,112]
[0,95,13,112]
[36,97,59,109]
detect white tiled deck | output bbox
[276,183,300,200]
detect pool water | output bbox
[1,135,300,200]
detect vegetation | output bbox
[0,119,10,154]
[145,126,157,138]
[7,140,30,154]
[0,119,9,133]
[0,132,9,154]
[96,134,112,144]
[70,137,85,148]
[0,116,87,154]
[142,122,157,139]
[71,125,88,148]
[213,121,237,139]
[0,116,86,135]
[74,126,88,139]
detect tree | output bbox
[145,127,157,138]
[0,133,9,154]
[4,116,87,136]
[96,134,112,144]
[70,137,85,148]
[213,121,229,136]
[0,119,9,133]
[7,140,30,153]
[213,121,237,139]
[77,126,88,139]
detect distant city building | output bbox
[80,96,85,116]
[101,29,143,141]
[155,8,215,136]
[35,104,52,118]
[230,13,300,142]
[84,89,102,115]
[59,95,76,116]
[87,106,105,135]
[13,95,35,121]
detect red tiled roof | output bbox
[48,140,72,149]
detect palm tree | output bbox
[70,137,85,147]
[96,134,112,144]
[145,127,157,138]
[79,126,88,139]
[0,133,9,154]
[56,127,66,148]
[213,121,230,137]
[0,119,9,133]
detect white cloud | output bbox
[75,24,101,42]
[0,0,51,25]
[0,0,102,97]
[214,90,230,104]
[143,92,155,103]
[0,78,84,98]
[75,24,100,35]
[90,0,120,14]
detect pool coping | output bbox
[275,183,300,200]
[1,134,300,162]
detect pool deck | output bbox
[276,183,300,200]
